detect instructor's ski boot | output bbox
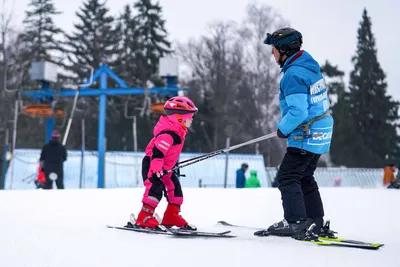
[291,223,319,241]
[161,203,196,230]
[319,220,337,238]
[134,204,160,229]
[292,219,338,241]
[306,217,324,235]
[255,219,307,237]
[304,218,337,238]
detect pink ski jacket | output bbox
[145,115,187,178]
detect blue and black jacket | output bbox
[278,50,334,154]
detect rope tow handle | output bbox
[62,67,94,146]
[165,110,332,174]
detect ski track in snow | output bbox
[0,187,397,267]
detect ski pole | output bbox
[176,149,224,165]
[169,131,277,173]
[176,132,278,166]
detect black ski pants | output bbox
[43,172,64,189]
[277,147,324,222]
[141,156,183,207]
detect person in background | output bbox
[333,177,342,187]
[383,164,396,187]
[40,130,67,189]
[388,167,400,189]
[236,163,248,188]
[245,170,261,188]
[34,165,47,189]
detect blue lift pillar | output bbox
[45,119,55,143]
[41,81,55,143]
[98,71,107,188]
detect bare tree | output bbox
[0,0,16,188]
[239,3,289,166]
[177,3,289,165]
[0,0,15,96]
[178,21,250,151]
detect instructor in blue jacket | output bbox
[256,28,334,240]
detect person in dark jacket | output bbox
[236,163,248,188]
[40,130,67,189]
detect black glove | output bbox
[173,164,186,177]
[277,129,288,139]
[174,164,181,176]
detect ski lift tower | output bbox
[20,57,184,188]
[28,61,62,142]
[159,56,179,90]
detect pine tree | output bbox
[106,0,173,152]
[62,0,123,150]
[318,61,342,166]
[14,0,64,90]
[115,4,141,86]
[108,4,152,152]
[320,61,351,167]
[65,0,121,82]
[329,91,359,167]
[321,60,345,101]
[19,0,64,63]
[335,8,400,167]
[133,0,171,85]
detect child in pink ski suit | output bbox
[135,96,198,229]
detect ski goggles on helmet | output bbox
[263,32,302,46]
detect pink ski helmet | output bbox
[163,96,198,122]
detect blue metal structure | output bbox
[2,144,8,187]
[41,81,56,143]
[21,64,180,188]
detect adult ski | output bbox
[217,220,384,249]
[318,236,384,248]
[302,239,382,250]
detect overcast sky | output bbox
[5,0,398,100]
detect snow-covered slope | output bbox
[0,187,397,267]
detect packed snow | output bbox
[0,187,397,267]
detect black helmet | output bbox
[264,27,303,67]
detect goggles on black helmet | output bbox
[263,31,302,46]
